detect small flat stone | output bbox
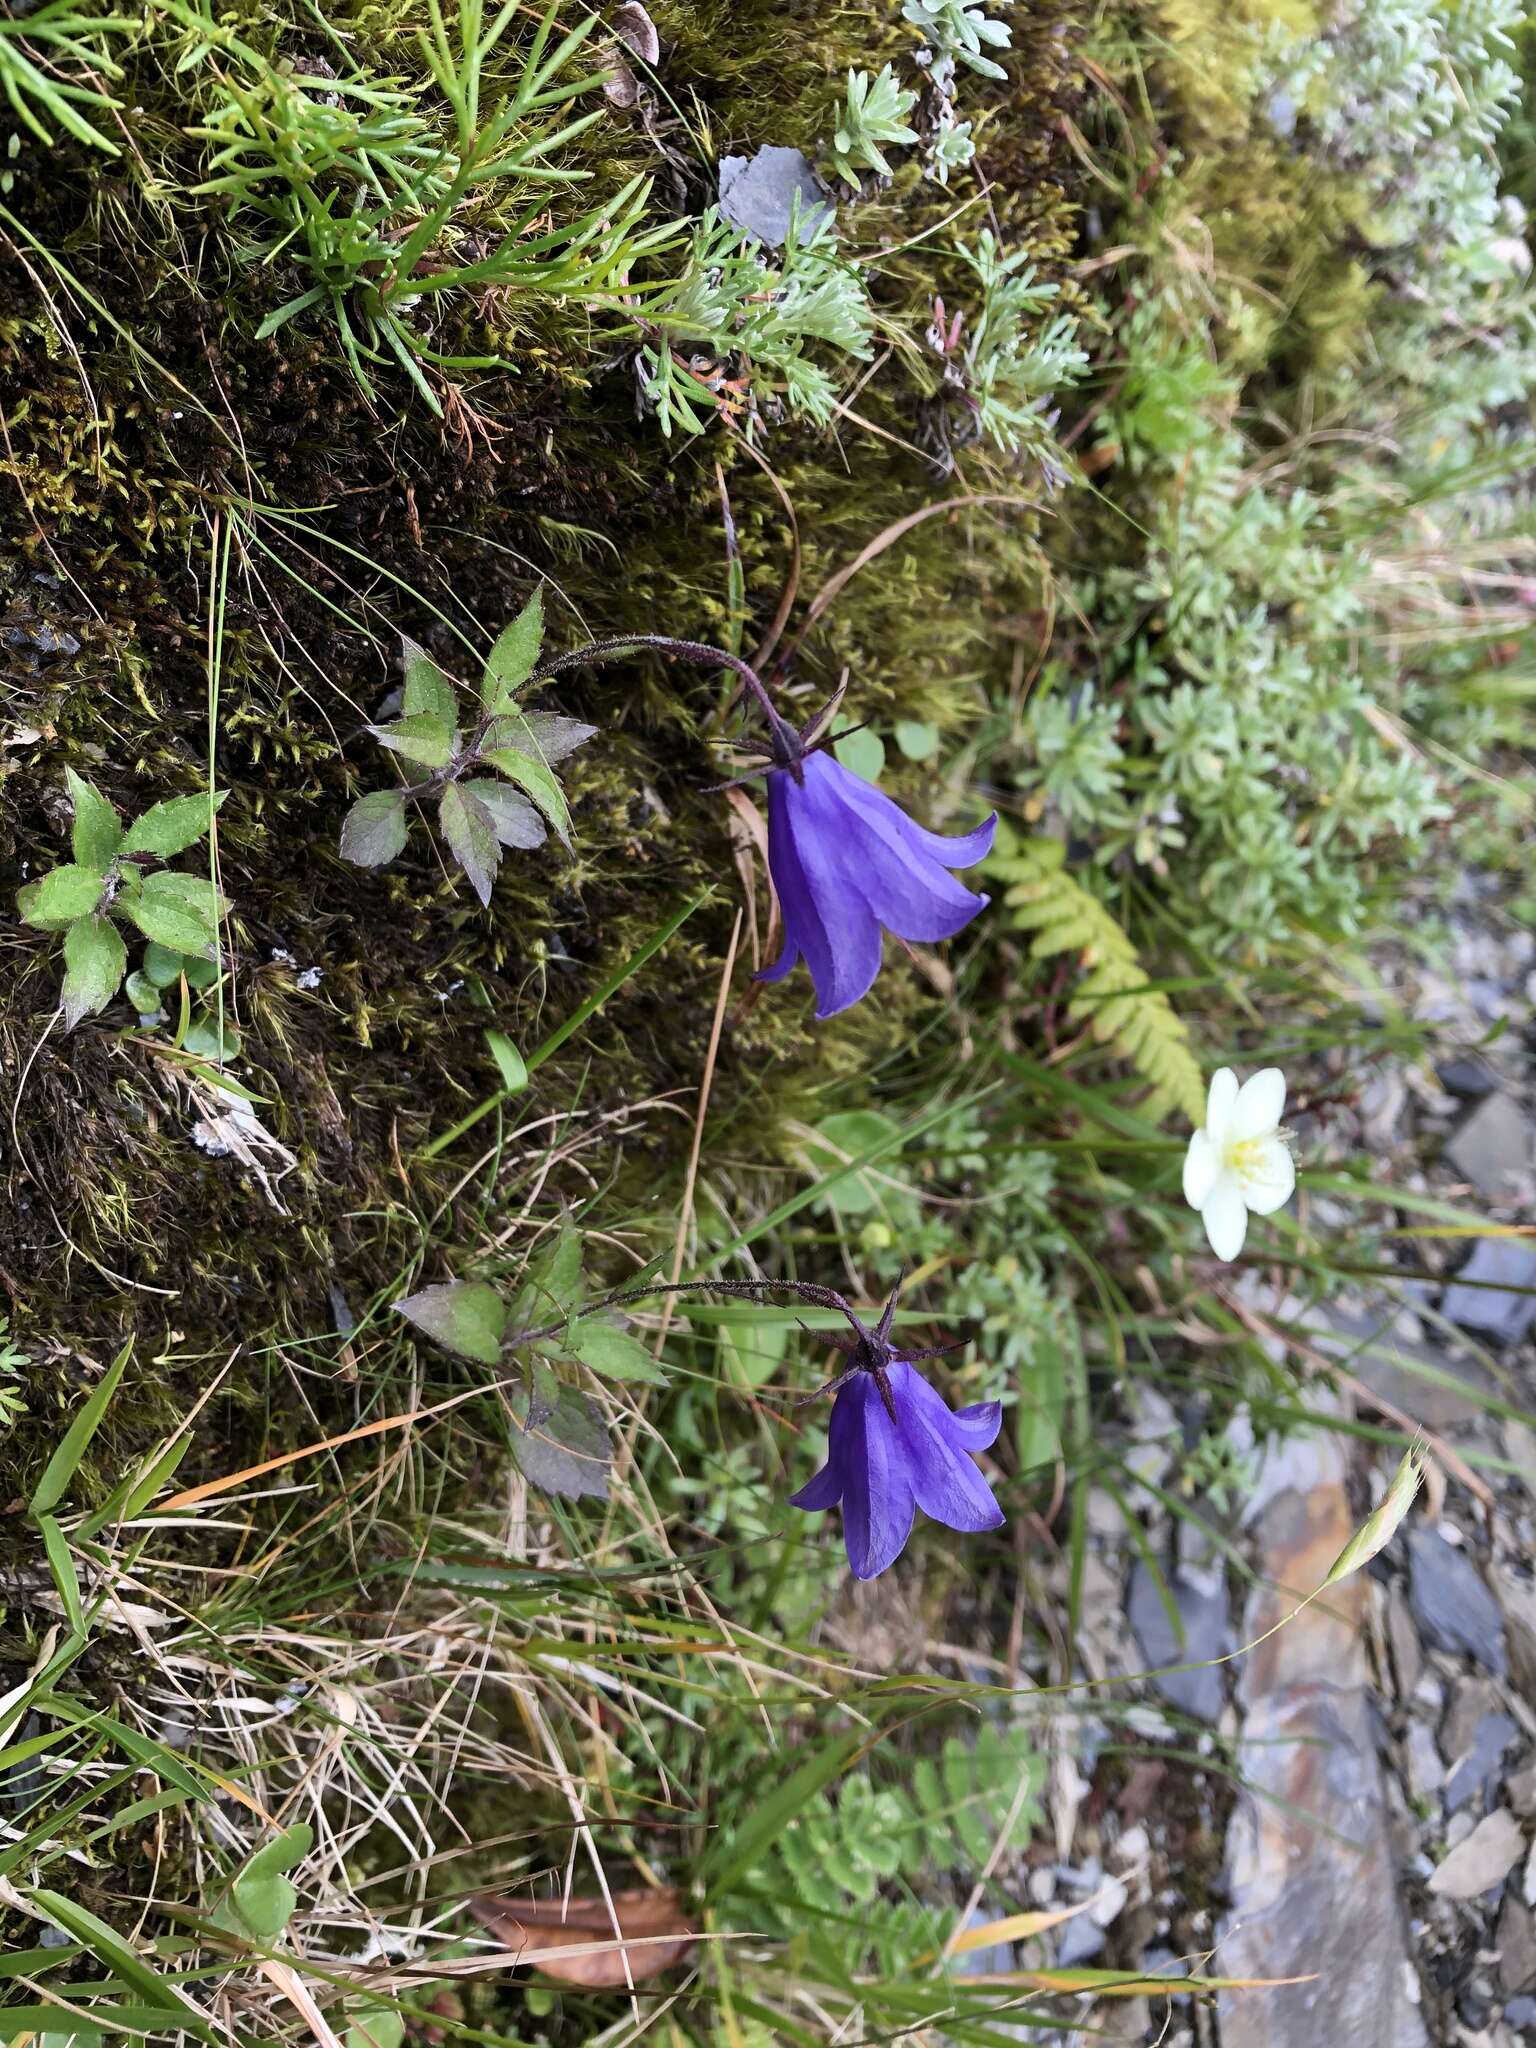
[1496,1568,1536,1700]
[1509,1759,1536,1821]
[1503,1992,1536,2028]
[952,1905,1015,1977]
[1445,1095,1535,1200]
[1221,1690,1426,2048]
[1408,1531,1508,1677]
[1313,1306,1489,1429]
[1443,1238,1536,1346]
[718,146,833,248]
[1407,1720,1446,1801]
[1438,1056,1500,1100]
[1429,1808,1525,1900]
[1501,1895,1536,1993]
[1055,1912,1105,1967]
[1127,1560,1231,1723]
[1446,1712,1521,1817]
[1388,1580,1423,1697]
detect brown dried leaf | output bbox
[601,1,659,105]
[466,1887,696,1988]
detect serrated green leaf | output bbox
[18,865,106,927]
[570,1317,667,1385]
[120,790,225,860]
[339,789,409,868]
[368,714,457,770]
[401,638,457,722]
[66,768,122,868]
[482,589,545,709]
[61,915,126,1029]
[439,782,500,906]
[121,873,221,957]
[395,1280,508,1364]
[511,1223,585,1328]
[482,745,572,848]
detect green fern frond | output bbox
[991,837,1206,1126]
[756,1723,1043,1973]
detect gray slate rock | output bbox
[1446,1711,1521,1816]
[1055,1913,1106,1968]
[1443,1236,1536,1345]
[1438,1055,1499,1100]
[718,146,833,248]
[1127,1560,1231,1722]
[1445,1092,1534,1199]
[1409,1530,1508,1677]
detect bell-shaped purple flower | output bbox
[759,750,996,1019]
[790,1359,1004,1578]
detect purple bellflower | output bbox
[790,1281,1004,1578]
[720,684,996,1019]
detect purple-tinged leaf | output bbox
[512,713,599,765]
[439,783,501,905]
[340,790,409,867]
[462,778,546,850]
[512,1386,610,1500]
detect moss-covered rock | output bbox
[0,0,1087,1486]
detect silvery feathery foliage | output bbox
[1264,0,1533,436]
[1016,0,1535,957]
[1026,329,1452,956]
[636,205,875,435]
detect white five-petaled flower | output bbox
[1183,1067,1295,1262]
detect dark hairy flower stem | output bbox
[393,637,789,804]
[516,1275,960,1409]
[530,636,791,739]
[518,1277,853,1351]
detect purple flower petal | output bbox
[790,1359,1004,1576]
[758,749,995,1019]
[788,1458,843,1510]
[943,1399,1004,1454]
[833,1375,918,1579]
[830,756,997,871]
[761,771,883,1017]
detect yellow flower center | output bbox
[1222,1130,1290,1183]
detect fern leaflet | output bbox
[991,835,1206,1125]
